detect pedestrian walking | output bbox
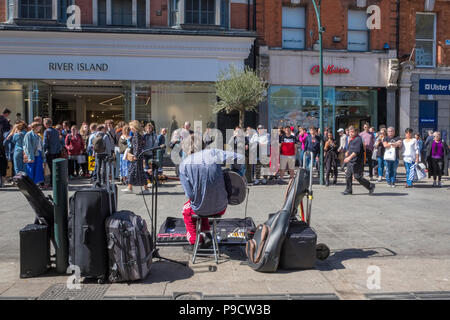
[383,127,402,187]
[304,126,321,170]
[250,125,270,185]
[65,125,85,179]
[374,128,387,182]
[426,131,448,187]
[43,118,62,185]
[343,126,375,195]
[122,120,149,194]
[23,122,45,186]
[324,132,338,186]
[279,126,296,183]
[337,128,347,171]
[297,126,308,168]
[359,122,375,180]
[401,128,420,188]
[79,123,90,177]
[118,125,131,185]
[0,108,12,187]
[12,121,28,175]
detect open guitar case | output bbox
[245,152,330,272]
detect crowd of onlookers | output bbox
[0,106,448,190]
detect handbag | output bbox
[383,147,396,161]
[125,148,136,162]
[371,149,378,160]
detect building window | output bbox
[98,0,107,26]
[170,0,180,26]
[137,0,146,27]
[415,13,436,67]
[112,0,133,26]
[185,0,215,25]
[348,9,369,51]
[19,0,52,19]
[282,6,306,50]
[220,0,229,28]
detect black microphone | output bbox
[138,145,166,158]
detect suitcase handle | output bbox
[82,226,89,245]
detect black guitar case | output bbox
[13,172,54,226]
[245,168,309,272]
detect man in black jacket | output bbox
[343,126,375,195]
[0,108,11,188]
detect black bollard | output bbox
[53,158,69,274]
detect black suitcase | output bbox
[14,172,54,226]
[20,224,50,278]
[279,219,317,270]
[68,157,116,282]
[68,189,111,282]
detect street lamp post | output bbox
[311,0,325,185]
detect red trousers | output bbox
[182,200,226,245]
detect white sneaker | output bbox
[121,188,133,193]
[377,177,382,183]
[391,184,396,188]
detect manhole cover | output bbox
[173,292,203,300]
[38,284,110,300]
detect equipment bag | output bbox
[246,168,310,272]
[14,172,54,226]
[105,210,153,283]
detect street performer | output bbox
[179,135,242,252]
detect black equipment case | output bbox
[68,157,116,282]
[20,224,50,278]
[157,217,256,245]
[279,219,317,270]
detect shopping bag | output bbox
[383,147,396,161]
[416,163,427,180]
[88,155,96,172]
[408,163,417,182]
[371,149,378,160]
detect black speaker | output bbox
[20,224,50,278]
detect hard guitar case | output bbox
[245,168,310,272]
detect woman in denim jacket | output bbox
[24,122,45,185]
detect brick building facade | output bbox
[0,0,256,129]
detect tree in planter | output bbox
[213,64,267,128]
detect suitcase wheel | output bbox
[316,243,330,260]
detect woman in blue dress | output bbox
[23,122,45,185]
[12,121,28,174]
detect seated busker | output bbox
[179,137,241,252]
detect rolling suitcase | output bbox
[105,210,153,283]
[279,219,317,270]
[68,156,116,282]
[20,224,50,278]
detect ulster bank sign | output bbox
[419,79,450,95]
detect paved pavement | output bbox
[0,166,449,300]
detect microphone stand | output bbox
[138,147,187,267]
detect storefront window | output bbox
[268,86,335,131]
[0,81,25,124]
[148,83,217,136]
[269,86,378,134]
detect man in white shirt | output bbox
[337,128,347,171]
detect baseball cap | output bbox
[337,128,344,133]
[257,125,264,129]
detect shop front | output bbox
[0,30,254,132]
[260,47,392,134]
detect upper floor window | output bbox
[19,0,52,19]
[282,6,306,50]
[98,0,107,26]
[348,9,369,51]
[185,0,216,25]
[112,0,133,26]
[415,13,436,67]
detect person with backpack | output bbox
[65,125,85,179]
[93,125,114,185]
